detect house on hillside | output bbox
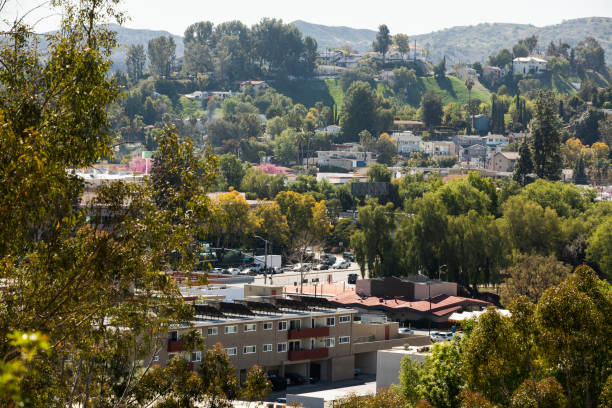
[315,125,342,135]
[237,80,269,93]
[488,151,519,172]
[393,120,426,133]
[461,144,487,165]
[316,151,376,170]
[481,66,506,83]
[473,114,490,133]
[391,132,422,155]
[421,141,457,157]
[512,57,547,75]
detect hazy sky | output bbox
[3,0,612,36]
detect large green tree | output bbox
[147,35,176,77]
[531,90,562,180]
[340,81,377,140]
[420,91,443,129]
[373,24,392,65]
[0,1,217,405]
[126,44,146,80]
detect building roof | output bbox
[497,151,520,160]
[330,293,490,317]
[513,57,547,63]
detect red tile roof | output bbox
[331,293,489,316]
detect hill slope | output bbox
[292,17,612,64]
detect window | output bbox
[207,327,218,336]
[263,344,272,352]
[263,322,273,330]
[244,323,256,332]
[326,338,335,348]
[224,325,237,334]
[225,347,237,356]
[278,321,287,331]
[169,331,178,341]
[290,319,301,330]
[326,317,335,327]
[243,345,256,354]
[339,336,350,344]
[191,351,202,362]
[153,355,159,362]
[339,315,351,323]
[277,342,287,352]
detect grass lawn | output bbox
[273,78,336,108]
[420,76,491,106]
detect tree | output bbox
[219,153,245,189]
[586,217,612,279]
[367,163,392,182]
[273,128,298,165]
[350,200,396,277]
[531,90,562,180]
[420,91,443,129]
[242,365,272,405]
[510,377,567,408]
[254,201,290,250]
[499,254,571,306]
[398,356,421,405]
[434,56,446,78]
[471,62,483,76]
[573,154,588,184]
[0,1,215,404]
[498,196,563,256]
[513,138,534,186]
[535,266,611,407]
[375,133,398,165]
[148,35,176,77]
[394,33,410,60]
[487,49,513,69]
[373,24,392,66]
[490,94,505,134]
[416,340,465,408]
[126,44,146,80]
[340,81,377,140]
[574,37,606,74]
[465,77,475,129]
[199,343,240,408]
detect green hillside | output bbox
[274,75,491,111]
[420,76,491,106]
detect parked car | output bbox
[275,398,287,404]
[347,273,358,284]
[285,372,307,385]
[333,260,350,269]
[228,268,241,275]
[292,263,311,271]
[267,374,287,391]
[430,331,453,342]
[343,252,355,262]
[399,327,414,335]
[321,254,336,265]
[313,263,329,270]
[304,248,315,261]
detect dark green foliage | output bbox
[420,91,443,129]
[490,94,505,134]
[531,90,562,180]
[573,155,588,184]
[147,35,176,77]
[513,138,534,186]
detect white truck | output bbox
[254,255,282,271]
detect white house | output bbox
[421,141,457,157]
[316,125,342,135]
[184,91,207,100]
[513,57,547,75]
[238,80,269,93]
[391,132,422,155]
[316,151,376,170]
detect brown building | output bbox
[488,151,519,172]
[158,298,429,382]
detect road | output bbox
[252,263,361,287]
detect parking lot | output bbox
[252,263,361,287]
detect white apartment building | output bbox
[513,57,547,75]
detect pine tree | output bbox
[513,137,534,186]
[532,90,563,180]
[573,155,588,184]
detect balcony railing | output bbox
[167,340,185,352]
[288,326,330,340]
[288,348,328,361]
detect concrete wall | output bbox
[413,281,457,300]
[331,355,355,381]
[376,349,428,390]
[354,351,377,374]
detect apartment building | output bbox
[316,151,376,170]
[159,298,429,383]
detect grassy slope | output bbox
[276,75,492,110]
[420,76,491,106]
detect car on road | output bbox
[267,374,287,391]
[399,327,414,335]
[228,268,241,275]
[343,252,355,262]
[313,263,329,270]
[275,398,287,404]
[347,273,358,284]
[430,331,453,342]
[285,372,307,385]
[321,254,336,265]
[333,260,350,269]
[291,263,311,271]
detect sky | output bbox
[3,0,612,36]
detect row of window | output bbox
[164,337,352,362]
[204,316,351,336]
[223,336,351,357]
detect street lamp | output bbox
[253,235,269,285]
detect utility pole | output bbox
[428,280,432,336]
